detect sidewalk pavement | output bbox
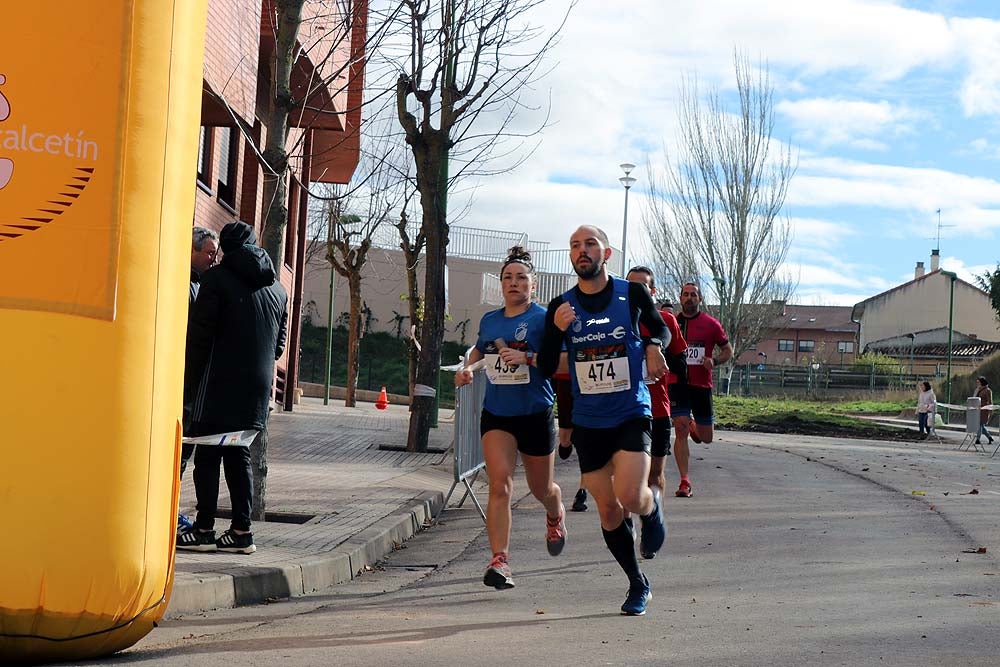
[168,397,477,618]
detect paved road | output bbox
[78,432,1000,667]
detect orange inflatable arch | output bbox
[0,2,208,661]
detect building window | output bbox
[778,339,793,352]
[837,341,855,353]
[196,126,213,190]
[799,340,815,353]
[216,126,239,210]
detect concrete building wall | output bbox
[302,248,527,345]
[858,273,999,348]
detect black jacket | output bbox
[189,268,201,307]
[184,244,288,434]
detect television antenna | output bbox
[933,208,955,252]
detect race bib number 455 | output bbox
[485,353,529,384]
[575,345,631,394]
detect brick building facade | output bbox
[736,304,859,367]
[194,0,366,408]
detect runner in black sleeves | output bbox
[455,246,566,590]
[537,225,668,616]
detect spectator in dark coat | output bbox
[177,221,288,555]
[178,227,219,534]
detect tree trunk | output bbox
[345,272,363,407]
[407,184,447,453]
[252,0,303,520]
[405,261,421,396]
[250,428,268,521]
[259,0,302,267]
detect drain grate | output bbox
[213,509,316,524]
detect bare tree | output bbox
[391,0,572,451]
[258,0,399,265]
[243,0,386,520]
[325,141,409,407]
[643,51,796,364]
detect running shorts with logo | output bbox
[475,303,555,454]
[562,278,651,473]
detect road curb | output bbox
[165,491,444,617]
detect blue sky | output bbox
[450,0,1000,306]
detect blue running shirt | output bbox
[562,278,650,428]
[475,302,554,416]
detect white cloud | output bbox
[408,2,1000,313]
[777,98,922,150]
[952,18,1000,117]
[788,156,1000,233]
[962,137,1000,159]
[788,216,854,252]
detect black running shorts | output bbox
[480,407,556,457]
[650,415,672,457]
[670,384,714,426]
[554,378,573,429]
[571,417,652,474]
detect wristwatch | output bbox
[525,351,535,366]
[645,337,663,348]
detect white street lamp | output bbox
[619,163,636,274]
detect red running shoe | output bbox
[675,480,693,498]
[546,507,567,556]
[483,553,514,589]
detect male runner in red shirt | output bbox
[671,282,733,498]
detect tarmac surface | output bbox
[169,398,475,617]
[167,401,1000,618]
[96,404,1000,666]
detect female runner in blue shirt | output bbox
[455,246,567,589]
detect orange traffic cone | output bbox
[375,386,389,410]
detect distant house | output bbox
[850,250,1000,375]
[735,303,858,367]
[864,328,1000,375]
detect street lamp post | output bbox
[905,332,915,378]
[712,276,726,394]
[712,276,726,327]
[619,163,636,274]
[941,270,957,423]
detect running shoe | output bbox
[675,479,693,498]
[558,443,573,460]
[571,488,588,512]
[621,574,652,616]
[639,487,666,557]
[639,513,654,559]
[483,553,514,589]
[546,508,567,556]
[216,529,256,554]
[176,528,216,552]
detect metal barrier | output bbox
[955,396,984,452]
[435,370,487,522]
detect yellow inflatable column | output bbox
[0,1,207,661]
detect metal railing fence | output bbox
[435,370,487,521]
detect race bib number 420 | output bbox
[686,346,706,365]
[575,346,631,394]
[484,353,529,384]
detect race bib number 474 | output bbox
[575,346,631,394]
